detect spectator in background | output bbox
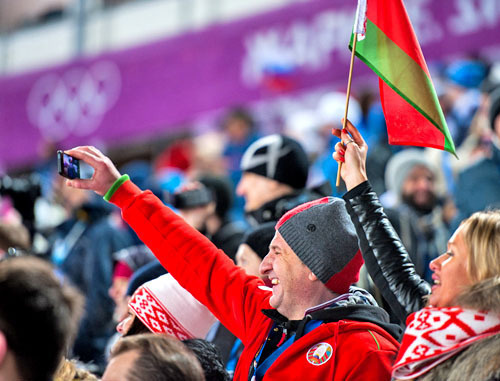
[0,173,42,244]
[442,59,488,147]
[0,194,30,255]
[454,85,500,227]
[108,245,158,322]
[0,256,83,381]
[102,334,205,381]
[109,259,166,325]
[425,59,490,199]
[112,273,228,381]
[383,149,450,282]
[154,137,194,197]
[235,222,275,283]
[438,63,500,176]
[220,107,260,222]
[47,180,132,372]
[221,107,259,186]
[237,134,324,226]
[122,273,216,339]
[105,260,167,362]
[173,175,244,261]
[198,174,244,261]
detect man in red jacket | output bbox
[65,146,401,381]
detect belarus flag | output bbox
[350,0,457,156]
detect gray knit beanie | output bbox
[240,134,309,189]
[275,197,362,294]
[385,149,437,199]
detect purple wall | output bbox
[1,0,500,170]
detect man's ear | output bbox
[0,331,8,364]
[308,272,319,282]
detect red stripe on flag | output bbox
[366,0,431,77]
[380,80,445,150]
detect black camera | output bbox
[0,175,41,199]
[171,186,213,210]
[0,174,41,234]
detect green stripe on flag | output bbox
[350,19,455,154]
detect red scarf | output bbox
[392,306,500,380]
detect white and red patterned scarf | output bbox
[392,306,500,380]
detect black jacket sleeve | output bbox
[343,181,431,323]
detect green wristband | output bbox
[103,174,130,202]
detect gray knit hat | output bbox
[385,149,437,199]
[240,134,309,189]
[275,197,362,294]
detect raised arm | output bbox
[64,146,270,342]
[333,121,430,322]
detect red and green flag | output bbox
[350,0,457,156]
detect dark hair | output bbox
[0,256,83,381]
[183,339,230,381]
[222,107,255,131]
[122,315,151,337]
[110,334,205,381]
[121,315,228,380]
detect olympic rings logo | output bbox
[27,60,121,141]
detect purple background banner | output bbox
[1,0,500,170]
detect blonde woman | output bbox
[53,359,98,381]
[334,120,500,380]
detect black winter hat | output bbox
[240,134,309,189]
[242,222,276,259]
[198,174,234,219]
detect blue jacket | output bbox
[454,142,500,229]
[50,197,131,368]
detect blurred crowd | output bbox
[1,56,500,380]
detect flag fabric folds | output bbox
[350,0,456,156]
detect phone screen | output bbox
[57,150,80,179]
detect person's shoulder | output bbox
[335,320,400,351]
[458,154,498,180]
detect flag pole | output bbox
[336,33,358,187]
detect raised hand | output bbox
[64,146,122,196]
[332,119,369,191]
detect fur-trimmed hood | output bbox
[416,277,500,381]
[455,276,500,313]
